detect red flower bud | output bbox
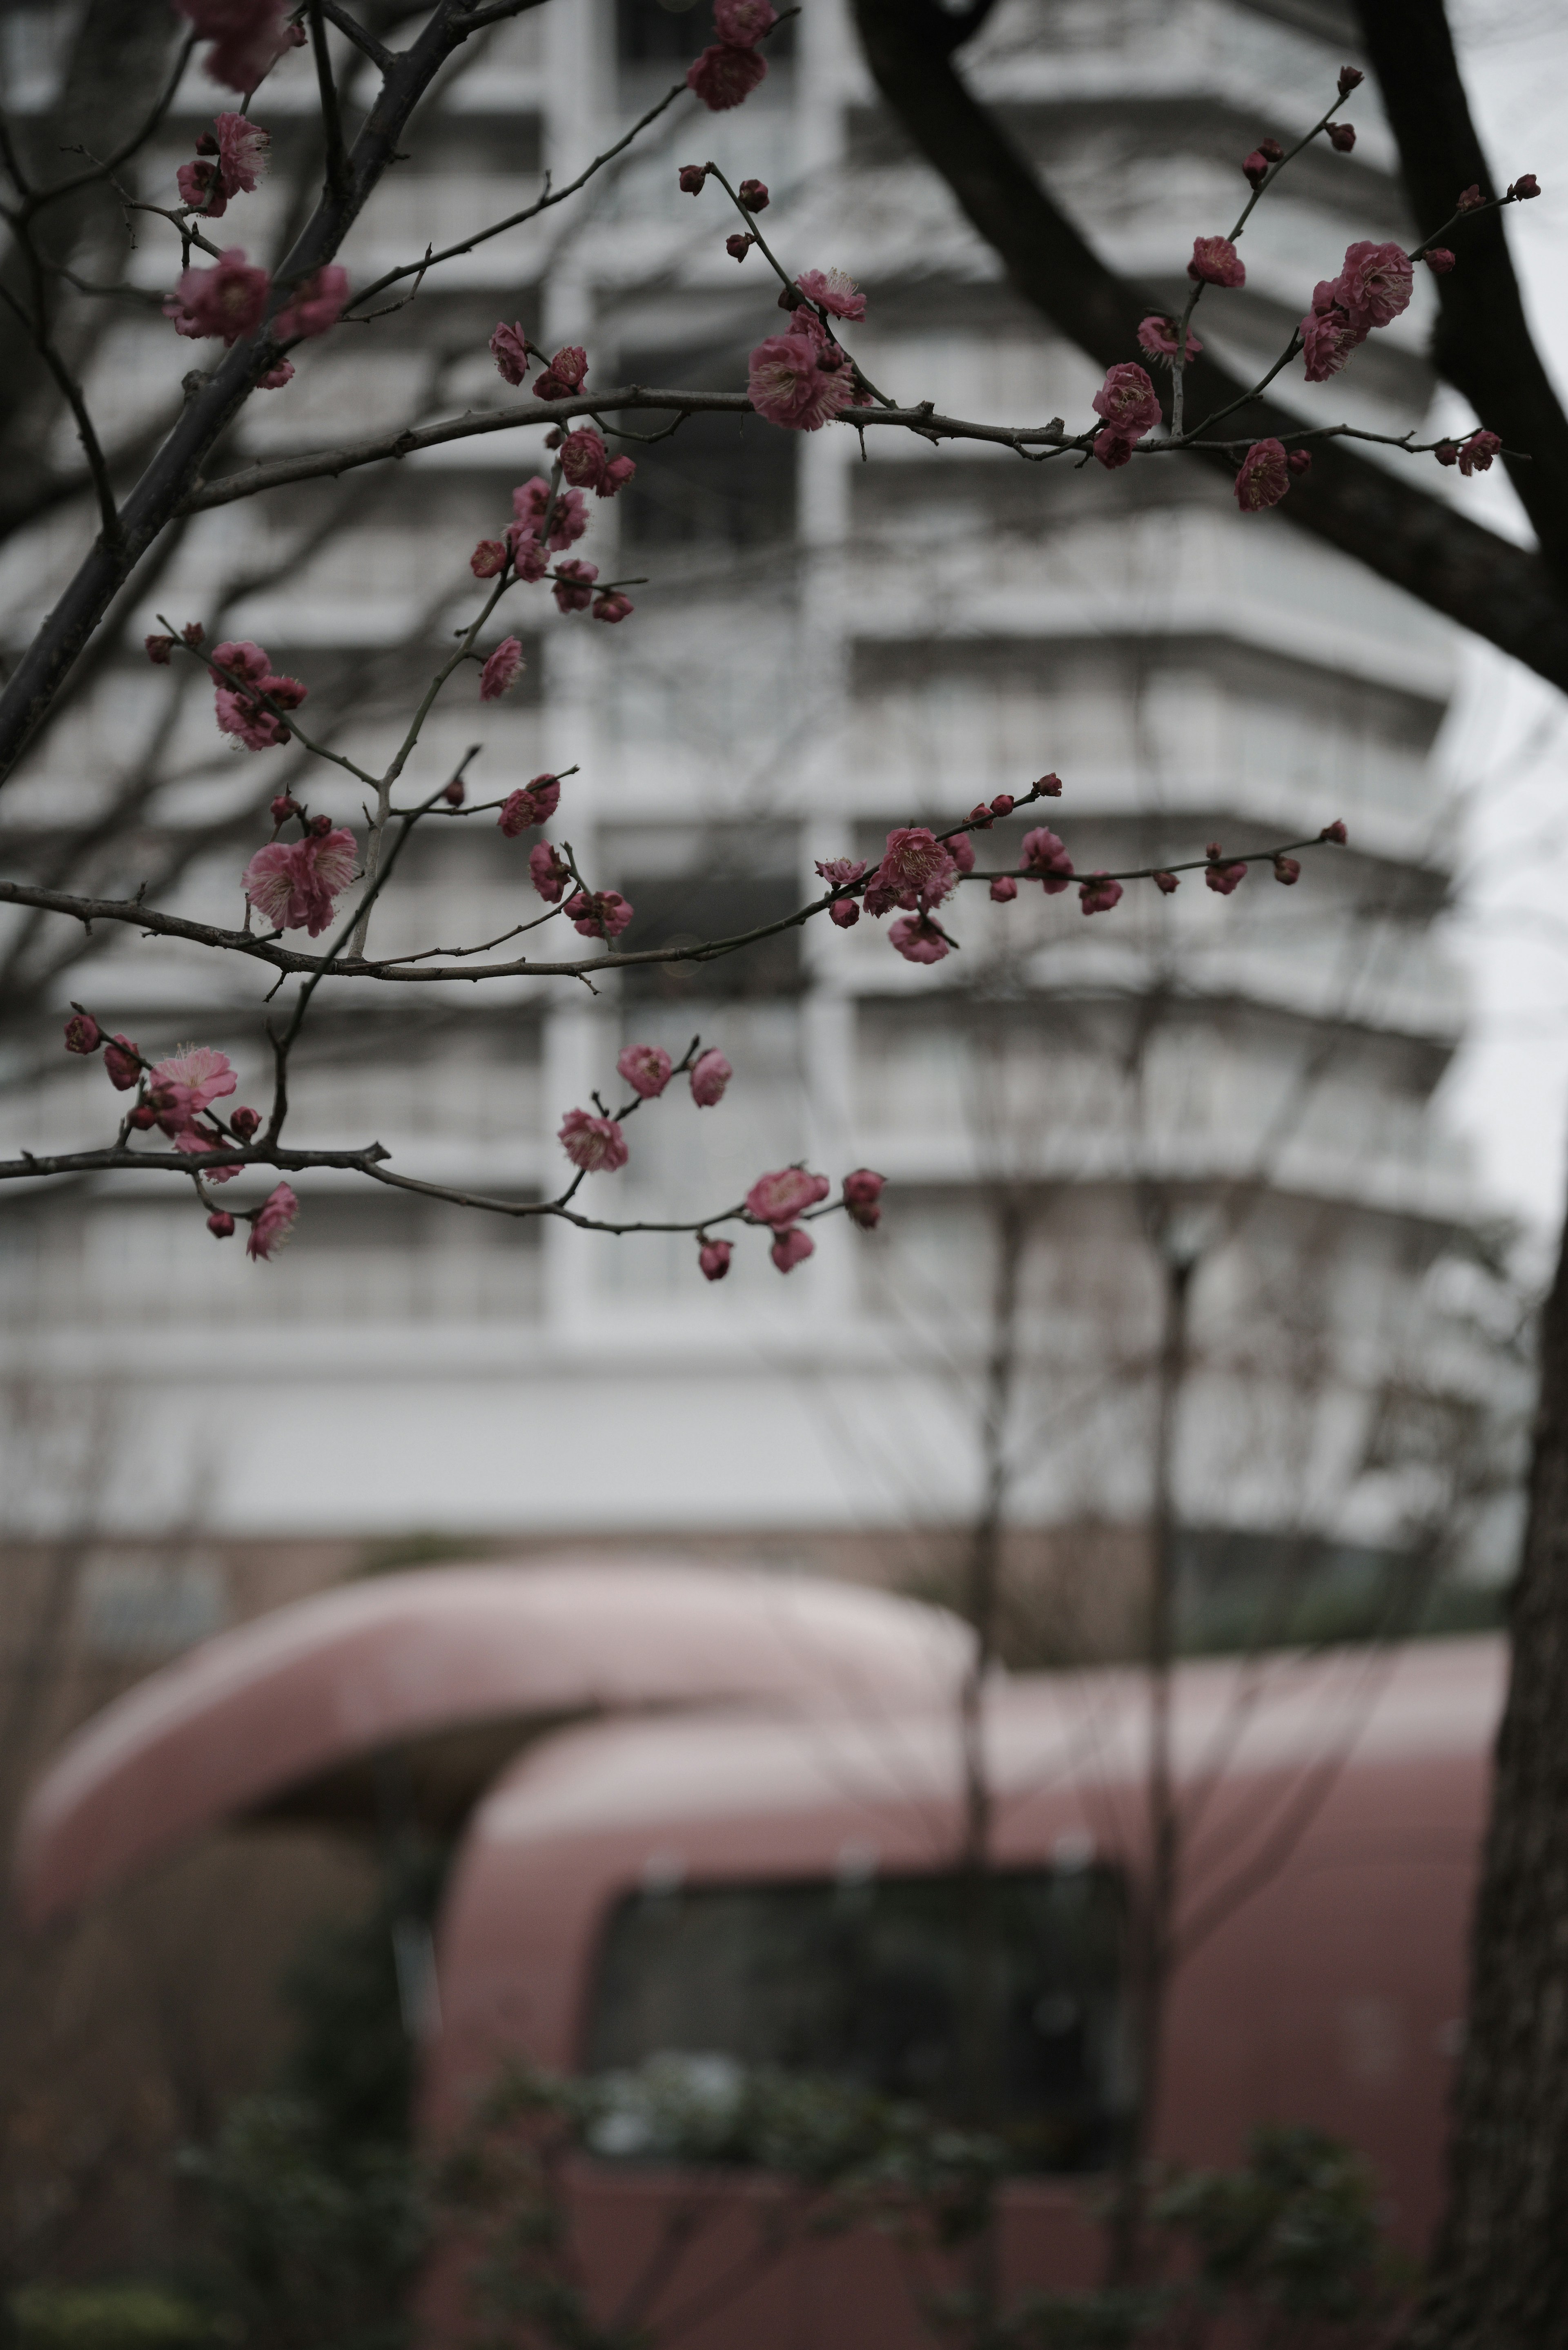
[1273,855,1302,884]
[1435,440,1459,466]
[270,794,300,823]
[127,1103,158,1129]
[207,1211,236,1238]
[698,1238,732,1280]
[1456,183,1484,211]
[1337,64,1364,94]
[678,164,708,194]
[1031,774,1062,797]
[1259,138,1283,162]
[726,232,756,261]
[104,1035,142,1090]
[443,775,466,805]
[991,792,1016,816]
[194,130,219,155]
[1242,150,1270,187]
[1326,120,1356,152]
[1286,448,1312,476]
[738,178,769,211]
[842,1168,885,1229]
[1154,871,1180,894]
[229,1105,261,1139]
[64,1012,101,1055]
[182,621,205,647]
[989,876,1017,904]
[1320,819,1348,844]
[307,812,333,836]
[144,633,175,664]
[1425,248,1456,274]
[1508,174,1540,201]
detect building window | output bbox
[584,1864,1128,2169]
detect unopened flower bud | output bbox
[771,1225,814,1273]
[128,1102,158,1128]
[1509,174,1540,201]
[544,427,563,450]
[726,231,756,262]
[1242,149,1270,187]
[991,793,1016,817]
[194,130,219,155]
[1337,63,1364,94]
[1320,819,1348,844]
[1425,248,1456,274]
[1435,440,1459,466]
[229,1105,261,1139]
[699,1237,733,1281]
[1456,183,1484,211]
[64,1011,101,1054]
[678,163,708,194]
[989,876,1017,903]
[969,803,994,827]
[182,621,205,647]
[829,897,860,927]
[1273,855,1302,884]
[1286,448,1312,476]
[776,283,803,310]
[1154,871,1180,894]
[270,793,300,823]
[690,1048,732,1107]
[843,1168,884,1229]
[738,178,769,210]
[1259,137,1283,162]
[145,633,176,664]
[207,1210,236,1237]
[1326,121,1356,152]
[443,775,466,806]
[308,812,333,836]
[104,1035,142,1090]
[1031,774,1062,797]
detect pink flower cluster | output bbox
[749,305,862,433]
[470,468,635,628]
[1232,437,1312,512]
[243,825,357,937]
[1300,241,1413,384]
[498,774,561,835]
[565,889,634,941]
[489,324,591,404]
[176,0,303,94]
[746,1164,829,1271]
[688,0,776,111]
[176,112,269,216]
[559,430,636,498]
[1091,361,1162,470]
[209,638,306,748]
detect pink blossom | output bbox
[1299,297,1365,383]
[1459,429,1502,476]
[747,1166,830,1227]
[210,638,306,748]
[889,914,950,963]
[164,247,270,344]
[1204,842,1249,894]
[564,888,634,940]
[1273,855,1302,884]
[530,843,570,902]
[829,899,860,928]
[104,1035,141,1091]
[491,321,531,385]
[989,876,1018,903]
[1321,820,1348,844]
[699,1238,733,1281]
[1154,871,1180,895]
[176,0,301,94]
[690,1050,732,1106]
[1333,241,1413,331]
[771,1225,814,1273]
[532,345,588,400]
[145,634,175,664]
[688,43,767,109]
[1137,315,1202,366]
[1079,873,1124,916]
[748,331,855,431]
[559,1108,628,1173]
[147,1045,237,1131]
[617,1043,673,1098]
[480,638,525,701]
[256,359,293,389]
[592,591,634,624]
[552,559,599,613]
[559,430,609,490]
[498,775,561,835]
[598,456,636,499]
[1021,826,1074,894]
[243,828,356,936]
[246,1181,298,1260]
[512,477,589,551]
[216,111,269,195]
[795,268,866,321]
[1188,236,1245,288]
[177,158,226,215]
[714,0,777,40]
[1092,361,1161,441]
[207,1211,236,1237]
[842,1168,884,1229]
[1234,439,1291,511]
[64,1012,101,1055]
[816,857,867,887]
[471,539,508,578]
[508,532,550,583]
[1425,248,1456,275]
[275,264,349,340]
[874,826,958,910]
[947,832,976,875]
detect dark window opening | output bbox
[619,346,796,549]
[618,869,803,1001]
[584,1865,1128,2172]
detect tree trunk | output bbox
[1410,1202,1568,2347]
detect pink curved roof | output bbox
[15,1562,969,1929]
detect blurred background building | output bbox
[0,0,1526,1679]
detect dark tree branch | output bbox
[1354,0,1568,589]
[850,0,1568,694]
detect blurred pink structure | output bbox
[16,1565,1500,2344]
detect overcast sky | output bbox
[1430,2,1568,1242]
